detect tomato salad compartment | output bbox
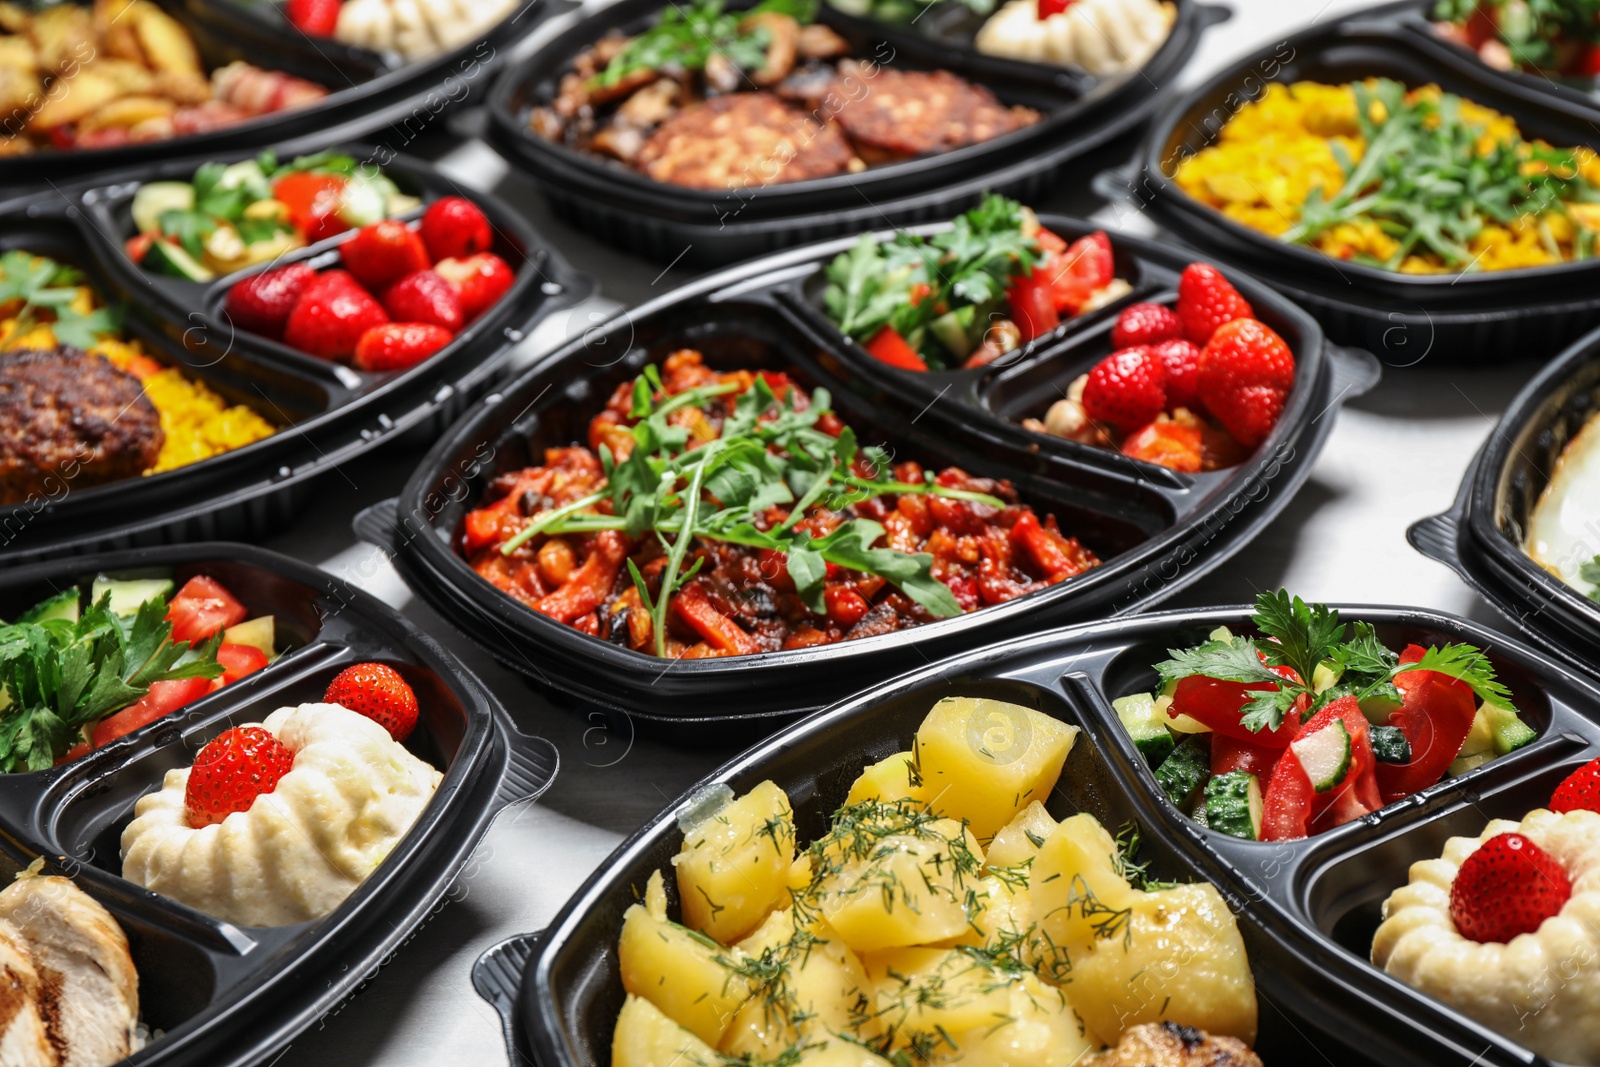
[1107,15,1600,362]
[355,224,1374,730]
[1411,320,1600,674]
[469,611,1484,1067]
[483,0,1224,266]
[0,148,589,564]
[0,542,556,1067]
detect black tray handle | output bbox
[1408,512,1464,571]
[473,931,544,1066]
[1195,2,1232,28]
[353,498,403,553]
[1327,341,1382,400]
[495,725,561,810]
[1090,158,1143,204]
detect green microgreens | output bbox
[499,367,1003,656]
[0,250,122,350]
[1154,589,1519,733]
[1283,78,1600,270]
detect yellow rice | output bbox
[1171,81,1600,274]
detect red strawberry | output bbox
[1449,832,1571,943]
[420,196,493,261]
[324,662,419,742]
[339,220,431,293]
[284,0,341,35]
[224,262,318,339]
[1551,757,1600,813]
[184,726,295,829]
[1111,302,1182,350]
[1197,318,1295,447]
[1082,347,1166,433]
[434,253,515,322]
[1177,263,1254,345]
[354,322,453,372]
[382,270,464,333]
[1151,338,1202,412]
[283,273,389,360]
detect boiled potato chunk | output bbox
[796,1038,896,1067]
[618,879,751,1046]
[1026,814,1137,969]
[863,946,1015,1048]
[944,974,1095,1067]
[675,780,797,944]
[937,874,1030,952]
[814,812,983,951]
[845,750,930,808]
[1069,883,1257,1046]
[914,698,1078,841]
[984,801,1058,872]
[722,909,876,1058]
[613,995,719,1067]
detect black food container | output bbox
[485,0,1227,267]
[0,145,591,565]
[354,214,1378,732]
[1101,13,1600,365]
[0,0,565,187]
[1410,321,1600,671]
[472,602,1600,1067]
[0,542,558,1067]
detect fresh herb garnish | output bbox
[1284,79,1600,270]
[0,250,122,350]
[1580,553,1600,602]
[0,592,223,772]
[1434,0,1600,72]
[500,367,1001,656]
[594,0,817,88]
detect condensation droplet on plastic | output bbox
[504,328,524,343]
[541,282,563,296]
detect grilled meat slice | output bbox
[0,347,162,506]
[633,91,858,189]
[1084,1022,1263,1067]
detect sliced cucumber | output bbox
[337,173,388,228]
[131,181,194,235]
[1207,625,1234,642]
[1154,736,1210,811]
[90,576,175,617]
[1358,687,1404,723]
[1449,752,1491,777]
[144,239,215,282]
[1311,662,1342,694]
[1204,771,1263,840]
[928,306,977,361]
[1457,707,1496,760]
[16,588,79,625]
[1291,719,1352,793]
[1114,693,1176,766]
[218,159,272,200]
[222,616,275,657]
[1370,724,1411,764]
[1485,703,1536,756]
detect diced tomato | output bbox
[125,233,155,263]
[907,282,934,307]
[1169,670,1301,747]
[89,677,214,749]
[1375,648,1479,803]
[1010,512,1095,582]
[1211,733,1281,780]
[1006,270,1060,342]
[464,506,512,555]
[1304,696,1382,833]
[1121,420,1203,472]
[1463,3,1498,48]
[272,171,349,242]
[1034,227,1068,254]
[823,586,871,627]
[216,643,269,685]
[55,741,91,766]
[1582,45,1600,77]
[1044,232,1114,315]
[1261,748,1314,842]
[672,583,761,655]
[166,576,248,646]
[864,326,928,371]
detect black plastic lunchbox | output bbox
[485,0,1227,266]
[0,542,558,1067]
[0,144,591,565]
[471,600,1600,1067]
[1100,11,1600,366]
[354,213,1377,734]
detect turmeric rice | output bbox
[1172,79,1600,274]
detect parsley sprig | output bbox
[1155,589,1515,733]
[594,0,817,88]
[0,251,122,350]
[500,367,1003,656]
[1434,0,1600,72]
[1284,79,1600,270]
[0,593,223,772]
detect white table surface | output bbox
[266,0,1543,1060]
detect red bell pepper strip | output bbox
[1169,669,1302,747]
[1375,645,1479,803]
[672,582,762,655]
[1045,232,1114,314]
[1303,696,1382,833]
[1261,748,1314,841]
[864,326,928,371]
[1006,269,1060,342]
[1010,512,1094,582]
[535,531,627,624]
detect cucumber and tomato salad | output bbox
[0,573,279,771]
[821,195,1123,372]
[1115,590,1536,842]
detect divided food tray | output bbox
[485,0,1227,266]
[1,0,567,186]
[1101,14,1600,364]
[0,542,558,1067]
[355,215,1378,731]
[472,602,1600,1067]
[0,145,591,565]
[1409,321,1600,672]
